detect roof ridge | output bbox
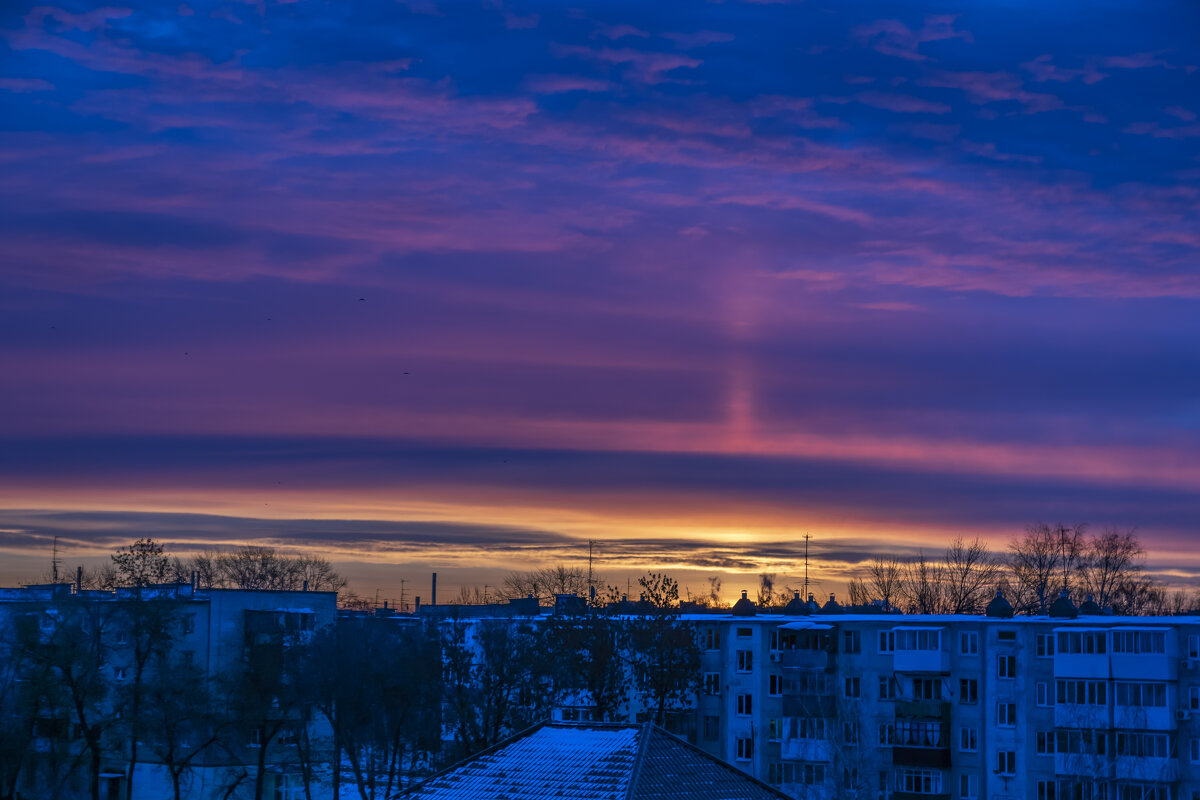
[622,721,654,800]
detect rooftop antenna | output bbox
[399,579,407,613]
[803,533,812,599]
[51,536,60,583]
[588,539,594,595]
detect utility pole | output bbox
[399,579,407,612]
[51,536,60,583]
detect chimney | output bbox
[75,566,82,593]
[415,596,421,610]
[302,580,308,592]
[431,572,437,607]
[191,570,197,591]
[830,593,836,602]
[741,590,748,599]
[383,600,387,610]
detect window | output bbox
[1054,729,1108,756]
[1189,634,1200,659]
[843,721,860,746]
[879,630,895,653]
[767,717,783,740]
[997,702,1017,727]
[897,768,943,794]
[1190,686,1200,711]
[797,717,826,739]
[844,630,861,653]
[896,721,943,747]
[844,677,860,698]
[769,630,780,650]
[737,650,754,672]
[960,774,978,800]
[878,723,895,745]
[959,678,978,704]
[703,716,719,739]
[996,751,1016,775]
[1037,681,1051,706]
[896,629,941,651]
[959,631,978,655]
[1115,732,1170,758]
[769,674,783,696]
[912,678,941,700]
[1113,630,1166,654]
[704,628,721,650]
[737,694,753,715]
[1115,681,1167,707]
[1036,731,1055,755]
[844,767,860,789]
[798,764,825,785]
[879,676,896,700]
[736,737,753,760]
[1056,630,1107,654]
[275,774,305,800]
[997,655,1016,678]
[959,727,977,752]
[767,761,783,785]
[1037,633,1055,657]
[998,629,1016,642]
[737,627,752,638]
[1192,738,1200,764]
[1056,679,1108,705]
[183,615,195,635]
[704,673,720,695]
[1037,780,1057,800]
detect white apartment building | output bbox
[686,593,1200,800]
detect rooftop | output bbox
[396,722,790,800]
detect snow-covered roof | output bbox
[396,722,791,800]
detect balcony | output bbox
[893,793,949,800]
[1054,753,1114,779]
[783,694,837,717]
[895,699,950,720]
[893,746,952,768]
[1113,705,1173,730]
[1113,757,1177,783]
[1053,703,1111,729]
[781,649,829,670]
[781,737,832,762]
[893,648,949,674]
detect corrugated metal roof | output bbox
[396,722,790,800]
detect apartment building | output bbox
[690,593,1200,800]
[0,582,337,800]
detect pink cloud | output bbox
[662,30,734,49]
[1020,55,1107,84]
[918,70,1062,113]
[852,14,972,62]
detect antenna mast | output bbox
[803,533,811,598]
[52,536,60,583]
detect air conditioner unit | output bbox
[1185,658,1199,670]
[769,652,781,663]
[1176,709,1191,721]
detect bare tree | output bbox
[1079,527,1148,613]
[847,577,872,608]
[900,552,946,614]
[1006,523,1084,614]
[867,557,904,612]
[942,537,998,614]
[500,565,592,605]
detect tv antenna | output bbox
[802,533,812,598]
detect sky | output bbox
[1,0,1199,604]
